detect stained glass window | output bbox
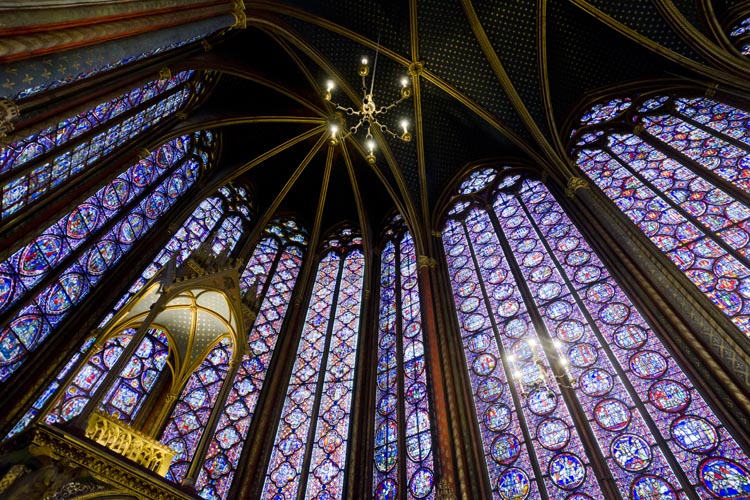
[261,229,364,500]
[42,327,169,425]
[442,167,750,498]
[729,17,750,56]
[1,71,198,220]
[160,337,234,483]
[102,181,252,323]
[0,131,215,382]
[572,95,750,338]
[197,218,308,500]
[373,216,436,500]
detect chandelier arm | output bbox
[375,95,409,115]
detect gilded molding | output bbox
[565,176,589,198]
[85,411,175,476]
[232,0,247,29]
[436,479,457,500]
[0,464,30,495]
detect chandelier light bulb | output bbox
[361,57,368,65]
[400,119,409,133]
[527,338,538,347]
[506,353,516,362]
[326,80,335,92]
[401,77,409,88]
[367,139,376,152]
[331,124,339,135]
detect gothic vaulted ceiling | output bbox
[189,0,748,244]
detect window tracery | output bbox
[261,227,364,500]
[373,215,436,500]
[442,167,750,498]
[572,95,750,338]
[1,71,200,220]
[0,131,215,382]
[197,218,308,500]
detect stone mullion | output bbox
[0,152,194,328]
[234,250,320,499]
[294,254,345,500]
[0,79,189,190]
[0,112,197,259]
[517,189,702,500]
[0,171,212,428]
[394,241,408,499]
[485,208,622,499]
[459,218,547,500]
[343,244,373,500]
[563,180,750,430]
[602,142,750,274]
[431,237,488,500]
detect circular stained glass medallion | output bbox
[579,368,613,397]
[484,404,511,432]
[567,343,598,368]
[464,314,485,332]
[611,434,652,472]
[594,399,631,431]
[505,318,527,338]
[375,479,397,500]
[600,303,630,325]
[629,350,668,379]
[473,353,497,376]
[497,468,530,500]
[467,333,492,353]
[631,476,676,500]
[699,458,750,498]
[477,377,504,402]
[409,468,434,498]
[670,416,718,453]
[549,454,586,490]
[649,380,691,413]
[575,265,601,284]
[491,433,521,465]
[614,324,648,350]
[557,320,585,343]
[528,389,557,416]
[377,392,397,416]
[406,382,428,405]
[537,418,570,450]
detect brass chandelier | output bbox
[325,53,412,164]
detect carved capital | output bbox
[200,39,212,52]
[175,111,188,121]
[0,98,19,139]
[705,83,718,99]
[231,0,247,29]
[158,66,171,80]
[632,124,645,136]
[417,255,437,269]
[137,147,151,160]
[565,176,589,198]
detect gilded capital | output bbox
[565,176,589,198]
[417,255,437,269]
[158,67,171,80]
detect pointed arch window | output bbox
[0,131,215,382]
[5,181,251,438]
[442,168,750,499]
[572,95,750,337]
[1,71,204,220]
[373,215,436,500]
[197,218,308,500]
[261,228,364,500]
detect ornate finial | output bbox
[417,255,437,269]
[565,176,589,198]
[231,0,247,29]
[137,147,151,160]
[632,124,645,137]
[436,479,457,500]
[0,98,19,139]
[408,61,424,76]
[158,66,171,80]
